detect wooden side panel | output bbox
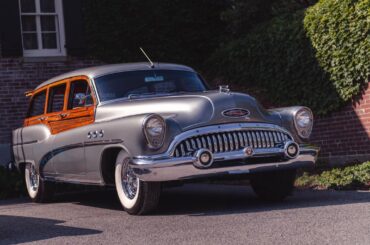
[24,75,96,134]
[48,106,95,134]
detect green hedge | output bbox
[304,0,370,103]
[82,0,369,115]
[207,11,342,115]
[207,0,369,115]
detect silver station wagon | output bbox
[12,62,319,215]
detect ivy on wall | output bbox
[207,11,342,115]
[304,0,370,103]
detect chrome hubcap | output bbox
[121,160,138,200]
[29,165,39,191]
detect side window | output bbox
[68,80,93,110]
[28,90,46,117]
[48,84,66,113]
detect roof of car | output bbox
[35,62,195,90]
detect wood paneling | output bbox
[24,75,96,134]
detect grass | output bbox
[295,162,370,190]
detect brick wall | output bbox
[0,58,103,164]
[311,83,370,165]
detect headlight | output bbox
[294,108,313,139]
[143,114,166,149]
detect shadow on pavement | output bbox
[0,215,102,244]
[2,184,369,217]
[157,184,370,216]
[50,184,370,216]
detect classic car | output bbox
[12,62,319,215]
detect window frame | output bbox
[25,76,97,128]
[67,79,94,110]
[47,82,67,113]
[27,89,47,118]
[18,0,66,57]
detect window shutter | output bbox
[63,0,86,56]
[0,0,23,57]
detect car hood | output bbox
[95,91,281,131]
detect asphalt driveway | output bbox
[0,184,369,245]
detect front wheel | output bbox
[250,169,296,201]
[24,163,55,202]
[115,151,161,215]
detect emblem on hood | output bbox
[222,108,250,118]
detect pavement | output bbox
[0,184,369,245]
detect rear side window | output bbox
[28,90,46,117]
[48,84,66,113]
[68,80,93,110]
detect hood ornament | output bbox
[219,85,230,94]
[222,108,250,118]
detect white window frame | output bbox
[19,0,66,57]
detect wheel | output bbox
[115,151,161,215]
[250,169,296,202]
[24,163,55,202]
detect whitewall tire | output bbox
[24,163,54,202]
[115,151,161,215]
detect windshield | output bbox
[94,70,208,102]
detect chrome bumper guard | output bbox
[130,145,319,182]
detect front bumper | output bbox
[130,145,319,182]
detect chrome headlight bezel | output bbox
[143,114,166,149]
[294,108,313,139]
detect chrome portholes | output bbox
[121,159,139,200]
[87,129,104,139]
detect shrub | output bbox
[0,166,25,199]
[296,162,370,190]
[304,0,370,102]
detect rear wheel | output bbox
[250,169,296,201]
[24,163,55,202]
[115,151,161,215]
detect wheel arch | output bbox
[99,145,130,186]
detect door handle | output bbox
[59,113,69,118]
[38,117,47,121]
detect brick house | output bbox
[0,0,369,166]
[0,0,103,165]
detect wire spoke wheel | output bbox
[25,164,40,197]
[121,159,139,200]
[24,163,54,202]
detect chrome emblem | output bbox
[244,146,254,156]
[222,108,250,118]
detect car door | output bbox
[48,77,96,177]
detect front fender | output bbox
[269,106,312,143]
[93,113,182,156]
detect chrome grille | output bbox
[173,129,291,157]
